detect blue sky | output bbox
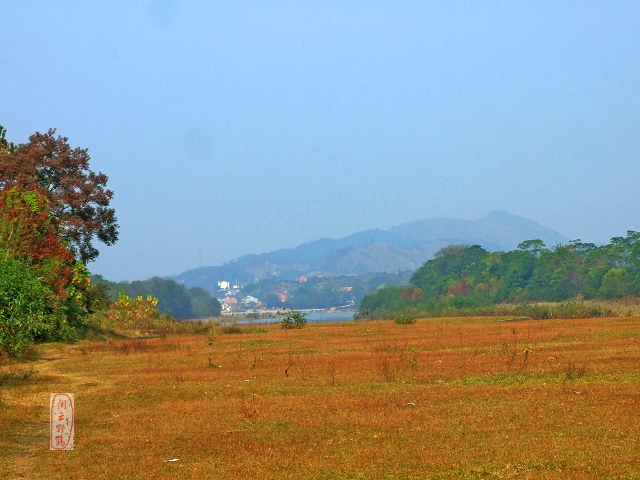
[2,1,639,281]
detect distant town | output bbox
[217,275,356,316]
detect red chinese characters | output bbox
[50,393,74,450]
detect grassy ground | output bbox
[1,316,640,479]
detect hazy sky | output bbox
[2,1,639,281]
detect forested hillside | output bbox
[359,232,640,316]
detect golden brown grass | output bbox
[2,316,640,479]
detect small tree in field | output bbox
[278,308,307,329]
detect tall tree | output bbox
[0,128,118,263]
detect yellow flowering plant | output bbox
[107,290,160,330]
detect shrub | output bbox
[106,290,160,330]
[394,315,417,325]
[0,253,54,358]
[221,324,243,334]
[279,308,307,329]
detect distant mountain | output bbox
[172,211,568,292]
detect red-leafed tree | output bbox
[0,187,74,300]
[400,287,424,302]
[0,128,118,263]
[447,277,471,296]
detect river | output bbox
[238,310,355,325]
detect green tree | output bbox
[0,253,54,358]
[517,239,547,257]
[411,245,488,298]
[600,268,629,298]
[187,287,222,318]
[359,286,409,315]
[547,244,583,300]
[278,308,307,329]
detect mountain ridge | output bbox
[173,211,568,292]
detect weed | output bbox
[284,346,294,378]
[221,325,243,334]
[241,392,259,418]
[378,354,396,382]
[407,347,418,373]
[434,322,444,345]
[561,362,586,391]
[328,364,337,386]
[0,366,36,385]
[517,346,533,373]
[500,328,533,373]
[373,341,412,382]
[118,339,155,355]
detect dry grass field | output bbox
[1,316,640,479]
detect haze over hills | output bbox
[173,211,568,293]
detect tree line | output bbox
[92,275,221,319]
[359,232,640,316]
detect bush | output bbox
[279,308,307,329]
[221,325,243,334]
[105,290,161,330]
[0,254,53,358]
[394,315,417,325]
